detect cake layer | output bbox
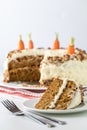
[4,67,40,82]
[7,55,43,70]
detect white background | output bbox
[0,0,87,66]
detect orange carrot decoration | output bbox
[18,35,25,50]
[67,37,75,54]
[27,33,34,49]
[53,33,60,49]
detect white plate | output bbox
[0,79,47,90]
[23,98,87,114]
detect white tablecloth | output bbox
[0,93,87,130]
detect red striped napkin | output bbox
[0,85,44,99]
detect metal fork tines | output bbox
[1,99,24,115]
[0,99,56,127]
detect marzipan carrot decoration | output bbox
[27,33,34,49]
[18,35,25,50]
[53,33,60,49]
[67,37,75,54]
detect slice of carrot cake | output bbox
[35,78,83,110]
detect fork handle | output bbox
[27,111,66,125]
[24,113,55,127]
[14,111,55,127]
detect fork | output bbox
[0,99,56,127]
[0,99,66,126]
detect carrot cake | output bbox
[3,48,87,86]
[3,35,87,87]
[35,78,83,110]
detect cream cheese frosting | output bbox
[40,49,87,86]
[67,87,82,109]
[40,59,87,86]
